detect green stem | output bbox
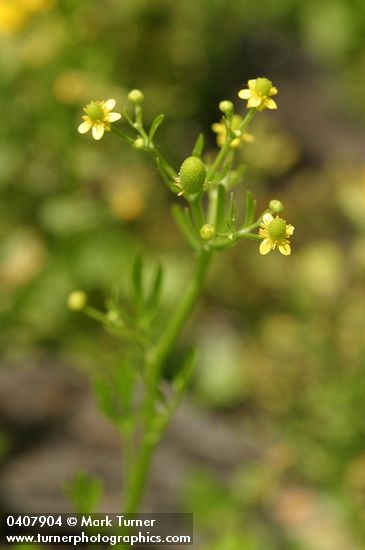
[124,249,213,513]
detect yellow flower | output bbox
[238,77,278,111]
[211,114,254,149]
[78,99,121,140]
[258,213,294,256]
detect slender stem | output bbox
[111,126,134,144]
[124,249,213,513]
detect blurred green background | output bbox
[2,0,365,548]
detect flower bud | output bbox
[128,89,144,104]
[269,199,284,214]
[219,100,233,114]
[200,224,216,240]
[178,156,206,195]
[133,137,145,149]
[67,290,87,311]
[107,310,120,322]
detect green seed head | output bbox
[255,78,272,96]
[85,101,104,122]
[200,224,216,241]
[267,217,287,241]
[179,156,206,194]
[269,199,284,214]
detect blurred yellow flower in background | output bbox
[211,114,254,148]
[0,0,54,33]
[78,99,121,141]
[238,77,278,111]
[259,213,294,256]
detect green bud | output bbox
[128,89,144,104]
[200,224,216,240]
[178,156,206,195]
[267,217,287,240]
[269,199,284,214]
[219,100,233,114]
[254,77,272,96]
[133,137,145,149]
[67,290,87,311]
[107,310,120,322]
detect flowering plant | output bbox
[69,77,294,514]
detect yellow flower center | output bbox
[267,217,286,241]
[255,78,272,97]
[85,101,104,122]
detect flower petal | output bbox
[107,112,122,122]
[247,96,262,108]
[262,213,274,225]
[211,122,223,132]
[248,79,256,90]
[286,224,295,236]
[243,132,255,143]
[238,89,251,99]
[265,98,277,110]
[278,242,291,255]
[270,86,278,96]
[259,238,273,255]
[104,98,116,111]
[78,120,92,134]
[92,123,105,140]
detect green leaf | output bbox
[216,184,226,232]
[192,133,204,158]
[211,156,232,184]
[93,359,136,429]
[149,114,164,140]
[131,255,143,310]
[172,347,197,395]
[171,204,200,250]
[146,263,163,314]
[63,471,103,514]
[244,190,256,227]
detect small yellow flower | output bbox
[258,213,294,256]
[78,99,121,140]
[238,77,278,111]
[211,115,254,149]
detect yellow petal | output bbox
[230,138,241,148]
[263,213,274,225]
[243,132,255,143]
[247,96,262,108]
[286,224,295,236]
[92,123,105,140]
[248,79,256,90]
[217,135,225,147]
[78,120,92,134]
[238,89,251,99]
[259,238,273,255]
[278,242,291,255]
[211,122,223,132]
[107,112,122,122]
[104,98,116,111]
[265,98,277,110]
[270,86,278,96]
